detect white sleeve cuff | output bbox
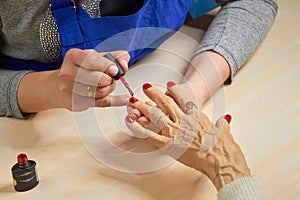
[218,177,266,200]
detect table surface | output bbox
[1,0,299,199]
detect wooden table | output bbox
[1,0,299,199]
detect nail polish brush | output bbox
[103,53,134,96]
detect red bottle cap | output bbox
[17,153,28,166]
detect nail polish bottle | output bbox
[11,153,39,192]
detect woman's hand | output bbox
[167,51,231,109]
[125,83,250,191]
[57,49,130,110]
[18,49,130,113]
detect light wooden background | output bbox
[0,0,299,199]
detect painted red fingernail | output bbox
[143,83,152,90]
[129,97,138,103]
[129,114,138,121]
[224,114,232,124]
[126,115,135,124]
[167,81,176,88]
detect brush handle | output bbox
[103,53,125,80]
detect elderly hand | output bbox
[125,83,250,191]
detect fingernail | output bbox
[140,121,147,127]
[108,65,118,75]
[224,114,232,124]
[121,59,128,69]
[129,114,138,121]
[126,115,135,124]
[129,97,138,103]
[167,81,176,88]
[143,83,152,90]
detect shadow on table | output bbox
[2,115,40,149]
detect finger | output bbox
[109,51,130,72]
[76,67,113,87]
[136,116,151,127]
[68,93,128,110]
[69,49,119,73]
[215,114,231,132]
[128,99,152,118]
[73,81,116,98]
[127,107,151,127]
[129,99,170,129]
[197,115,232,158]
[94,94,130,107]
[165,81,180,106]
[59,64,114,88]
[166,82,199,115]
[127,101,156,122]
[127,105,143,119]
[142,83,181,122]
[145,100,156,107]
[101,51,131,77]
[148,106,170,130]
[94,83,116,98]
[65,49,130,78]
[125,115,171,148]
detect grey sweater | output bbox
[0,0,278,118]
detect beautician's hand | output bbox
[57,49,130,110]
[125,84,250,191]
[18,49,130,113]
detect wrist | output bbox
[17,70,60,113]
[202,151,251,191]
[209,164,251,191]
[183,51,230,105]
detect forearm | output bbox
[0,70,32,118]
[194,0,278,78]
[183,51,230,106]
[17,70,61,113]
[184,0,278,106]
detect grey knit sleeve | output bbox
[218,177,265,200]
[0,70,31,119]
[193,0,278,79]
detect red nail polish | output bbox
[12,153,39,192]
[224,114,232,124]
[129,114,138,121]
[17,153,28,166]
[143,83,152,90]
[129,97,138,103]
[126,115,135,123]
[167,81,176,88]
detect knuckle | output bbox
[95,98,111,107]
[83,54,98,68]
[95,88,104,98]
[65,48,80,59]
[161,96,174,105]
[114,50,130,60]
[58,84,68,92]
